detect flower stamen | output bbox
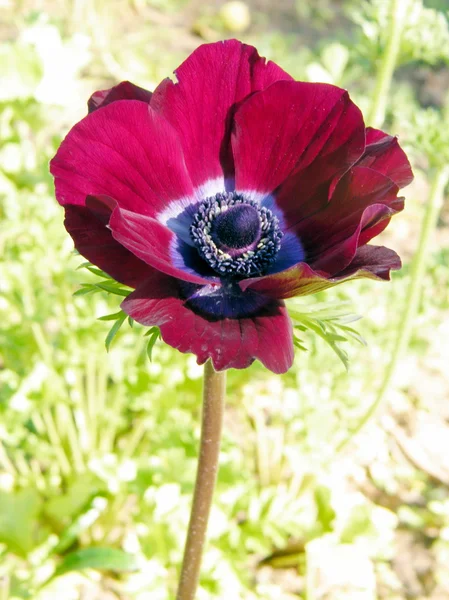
[190,192,282,278]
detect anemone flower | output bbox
[51,40,412,375]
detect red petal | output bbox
[50,100,194,216]
[151,39,292,189]
[357,200,403,246]
[64,203,154,288]
[334,245,401,280]
[308,202,402,274]
[121,272,294,374]
[232,80,365,200]
[108,205,214,285]
[239,244,402,299]
[357,127,413,188]
[295,167,401,271]
[88,81,152,113]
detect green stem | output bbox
[338,165,449,452]
[176,361,227,600]
[367,0,410,128]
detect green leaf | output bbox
[52,547,139,578]
[76,261,92,270]
[98,310,125,321]
[288,301,354,322]
[74,261,132,297]
[77,261,114,280]
[293,336,308,352]
[288,301,365,370]
[0,488,42,556]
[105,313,127,351]
[146,327,160,361]
[329,344,350,371]
[95,282,130,297]
[73,284,102,297]
[72,261,137,349]
[85,266,109,278]
[338,324,367,346]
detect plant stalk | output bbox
[367,0,410,128]
[176,360,227,600]
[338,165,449,452]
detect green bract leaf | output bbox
[73,281,131,297]
[74,262,132,297]
[73,283,103,297]
[293,337,308,352]
[105,313,127,351]
[85,266,108,278]
[287,301,366,370]
[98,310,126,321]
[73,261,162,354]
[146,327,161,361]
[77,262,114,280]
[52,547,139,579]
[95,282,131,297]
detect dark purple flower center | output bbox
[212,204,260,249]
[190,191,282,278]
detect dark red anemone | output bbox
[50,40,413,374]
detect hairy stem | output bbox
[338,165,449,452]
[176,360,227,600]
[367,0,410,128]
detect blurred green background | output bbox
[1,0,449,598]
